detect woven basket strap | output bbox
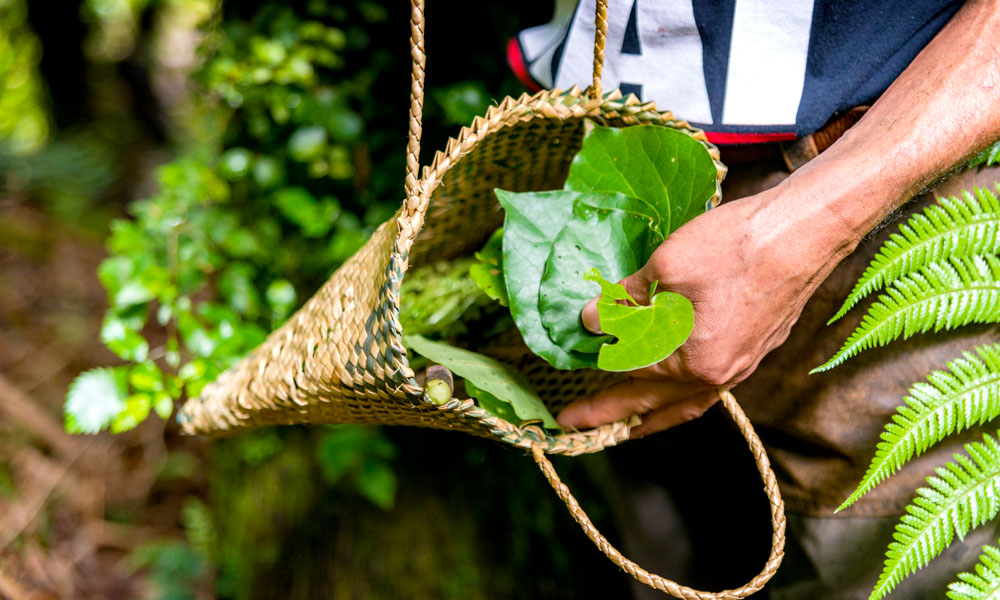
[405,0,426,203]
[530,389,785,599]
[591,0,608,101]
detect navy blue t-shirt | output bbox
[509,0,963,143]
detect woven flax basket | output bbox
[178,1,785,597]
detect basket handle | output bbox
[402,0,607,204]
[590,0,609,101]
[530,389,785,599]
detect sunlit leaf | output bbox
[469,227,509,306]
[65,367,128,434]
[564,123,716,235]
[584,269,693,372]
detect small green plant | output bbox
[64,4,396,434]
[816,181,1000,599]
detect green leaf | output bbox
[101,314,149,362]
[356,461,397,510]
[465,380,520,424]
[828,186,1000,324]
[113,280,156,308]
[469,227,509,306]
[538,195,661,354]
[218,263,261,316]
[969,141,1000,168]
[266,279,297,319]
[65,368,128,434]
[218,148,253,180]
[405,335,560,430]
[813,255,1000,373]
[273,187,340,237]
[838,344,1000,512]
[870,432,1000,600]
[584,269,694,372]
[128,362,163,393]
[947,542,1000,600]
[287,125,327,162]
[111,393,152,433]
[564,123,717,235]
[153,391,173,420]
[496,189,597,370]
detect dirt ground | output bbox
[0,198,202,599]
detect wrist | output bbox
[773,136,909,258]
[745,172,863,278]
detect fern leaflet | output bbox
[829,186,1000,324]
[948,542,1000,600]
[969,142,1000,169]
[838,344,1000,511]
[871,433,1000,600]
[813,255,1000,373]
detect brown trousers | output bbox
[604,150,1000,599]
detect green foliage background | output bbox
[0,0,633,597]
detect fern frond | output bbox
[871,433,1000,600]
[838,344,1000,511]
[948,542,1000,600]
[829,186,1000,324]
[813,255,1000,373]
[969,142,1000,169]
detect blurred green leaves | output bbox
[316,425,398,510]
[65,367,128,434]
[65,4,396,435]
[0,0,49,154]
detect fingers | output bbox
[629,390,719,439]
[556,378,698,431]
[581,297,601,334]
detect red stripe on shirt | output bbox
[705,131,797,145]
[507,37,543,93]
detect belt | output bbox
[780,106,870,171]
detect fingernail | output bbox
[581,297,603,334]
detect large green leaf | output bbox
[584,269,694,372]
[564,123,716,234]
[496,189,597,370]
[65,367,128,434]
[538,195,661,354]
[468,227,509,306]
[405,334,560,430]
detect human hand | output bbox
[556,182,857,438]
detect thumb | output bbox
[579,268,654,335]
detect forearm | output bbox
[780,0,1000,260]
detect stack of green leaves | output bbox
[495,122,716,372]
[407,122,720,429]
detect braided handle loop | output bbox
[531,389,785,599]
[591,0,609,100]
[404,0,426,204]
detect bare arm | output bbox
[557,0,1000,436]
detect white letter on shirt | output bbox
[554,0,714,125]
[721,0,815,126]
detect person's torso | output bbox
[511,0,963,144]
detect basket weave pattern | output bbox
[178,87,724,456]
